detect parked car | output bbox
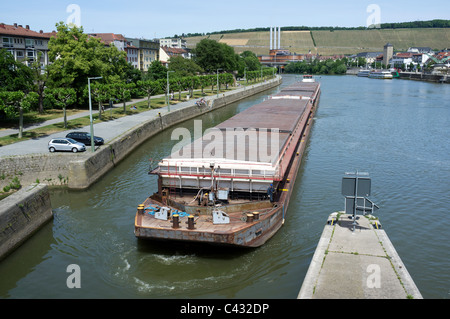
[48,138,86,153]
[66,131,104,146]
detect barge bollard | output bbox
[172,214,180,229]
[138,205,145,214]
[246,213,254,223]
[187,215,196,230]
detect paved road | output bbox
[0,83,256,158]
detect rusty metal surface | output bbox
[216,99,307,132]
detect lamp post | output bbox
[167,71,174,112]
[88,76,102,152]
[216,68,222,97]
[244,67,248,90]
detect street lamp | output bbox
[88,76,102,152]
[167,71,174,112]
[216,68,222,97]
[244,67,248,90]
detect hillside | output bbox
[185,28,450,56]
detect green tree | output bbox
[148,60,167,81]
[193,39,238,72]
[168,56,204,77]
[0,91,38,138]
[48,22,127,104]
[0,49,33,92]
[29,52,49,114]
[112,82,136,113]
[45,88,76,128]
[137,79,163,108]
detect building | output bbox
[356,52,383,64]
[0,23,53,67]
[159,37,187,49]
[89,33,127,51]
[407,47,434,54]
[390,52,414,69]
[383,43,394,67]
[126,37,160,72]
[126,41,139,69]
[159,46,190,66]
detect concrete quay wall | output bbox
[0,184,53,261]
[399,72,449,83]
[0,153,74,190]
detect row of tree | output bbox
[284,59,348,75]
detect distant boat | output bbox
[368,70,393,79]
[357,69,371,77]
[302,75,315,82]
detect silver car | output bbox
[48,138,86,153]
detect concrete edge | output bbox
[376,229,423,299]
[297,223,334,299]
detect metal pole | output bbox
[216,69,222,97]
[88,76,102,152]
[353,171,359,232]
[167,71,174,112]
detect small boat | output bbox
[368,70,393,79]
[357,69,371,77]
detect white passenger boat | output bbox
[368,70,393,79]
[357,69,371,77]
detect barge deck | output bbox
[135,79,321,247]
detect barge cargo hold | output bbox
[135,80,321,247]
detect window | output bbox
[2,37,12,47]
[16,50,24,57]
[25,39,34,48]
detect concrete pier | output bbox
[298,212,422,299]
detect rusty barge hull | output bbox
[135,81,321,247]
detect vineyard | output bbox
[185,28,450,56]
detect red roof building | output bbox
[0,23,53,66]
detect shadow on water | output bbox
[136,238,256,260]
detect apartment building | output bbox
[126,37,160,72]
[0,23,53,67]
[159,37,186,49]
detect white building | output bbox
[159,37,187,49]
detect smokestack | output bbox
[274,27,277,51]
[278,27,281,49]
[270,27,273,50]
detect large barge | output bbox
[134,79,321,247]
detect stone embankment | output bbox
[0,184,53,261]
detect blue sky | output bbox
[1,0,448,39]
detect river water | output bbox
[0,74,449,299]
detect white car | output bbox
[48,138,86,153]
